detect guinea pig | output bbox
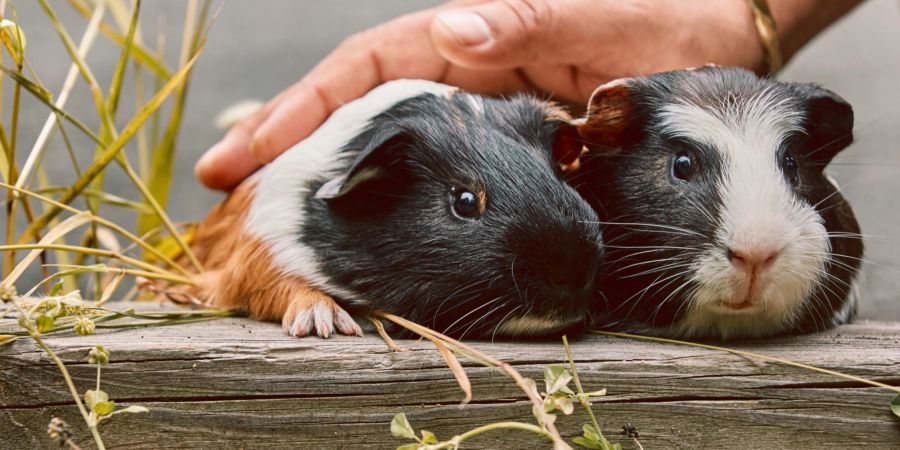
[182,80,603,339]
[569,66,863,339]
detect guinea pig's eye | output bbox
[451,188,482,219]
[671,152,695,181]
[781,152,800,187]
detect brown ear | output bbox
[577,78,641,152]
[552,123,586,174]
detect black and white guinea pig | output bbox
[570,66,863,339]
[183,80,603,339]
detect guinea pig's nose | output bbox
[727,246,781,274]
[540,254,599,293]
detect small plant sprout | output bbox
[387,333,620,450]
[560,336,619,450]
[391,412,549,450]
[83,345,149,428]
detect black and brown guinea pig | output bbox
[180,80,602,340]
[570,66,863,339]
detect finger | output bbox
[195,91,288,190]
[431,0,590,69]
[249,9,453,164]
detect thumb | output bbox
[430,0,582,69]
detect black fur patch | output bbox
[301,93,604,339]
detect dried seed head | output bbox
[47,417,72,446]
[622,423,639,439]
[74,317,96,336]
[0,284,16,303]
[88,344,109,365]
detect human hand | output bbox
[196,0,772,190]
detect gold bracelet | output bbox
[747,0,782,74]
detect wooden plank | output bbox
[2,303,899,449]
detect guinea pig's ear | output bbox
[577,78,644,152]
[314,127,410,201]
[551,122,586,174]
[795,85,854,167]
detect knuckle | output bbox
[231,117,259,137]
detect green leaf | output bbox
[576,424,621,450]
[84,389,108,408]
[544,364,574,395]
[92,400,115,417]
[582,424,600,442]
[118,405,149,414]
[35,314,55,333]
[45,300,62,319]
[98,404,151,423]
[0,64,52,101]
[584,389,607,398]
[892,393,900,418]
[49,280,63,296]
[390,413,416,440]
[106,405,149,418]
[573,436,605,449]
[420,430,438,445]
[18,36,206,244]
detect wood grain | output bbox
[2,303,899,449]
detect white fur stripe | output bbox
[659,93,831,338]
[245,80,456,302]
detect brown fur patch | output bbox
[476,190,487,215]
[171,181,352,336]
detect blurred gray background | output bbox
[13,1,900,319]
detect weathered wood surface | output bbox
[2,303,899,449]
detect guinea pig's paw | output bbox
[281,291,363,338]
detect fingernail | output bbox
[435,12,492,47]
[195,146,220,175]
[196,139,230,172]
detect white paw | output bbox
[282,296,363,338]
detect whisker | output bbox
[490,304,523,343]
[583,220,707,238]
[441,296,501,336]
[458,300,510,341]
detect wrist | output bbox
[680,0,769,73]
[767,0,864,62]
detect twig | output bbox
[562,335,604,442]
[15,1,105,191]
[423,421,550,450]
[377,312,570,450]
[12,301,106,450]
[367,316,407,352]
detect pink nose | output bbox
[728,247,780,273]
